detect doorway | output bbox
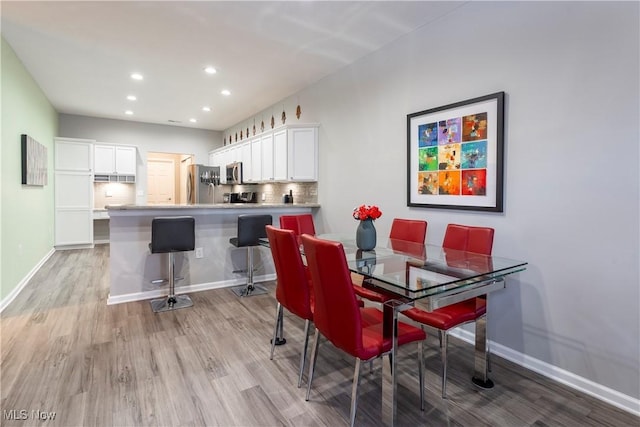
[147,152,193,205]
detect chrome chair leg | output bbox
[298,319,311,388]
[270,303,282,360]
[305,328,321,401]
[441,331,449,399]
[418,341,425,411]
[349,358,362,427]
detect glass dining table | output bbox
[261,233,528,426]
[316,234,528,426]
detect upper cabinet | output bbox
[94,144,137,182]
[287,126,318,181]
[56,138,93,172]
[261,132,275,181]
[209,123,318,183]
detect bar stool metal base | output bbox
[231,283,269,297]
[150,294,194,313]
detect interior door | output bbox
[147,159,175,204]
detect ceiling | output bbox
[1,1,464,131]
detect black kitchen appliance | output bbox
[226,192,257,203]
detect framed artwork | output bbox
[407,92,505,212]
[21,134,48,186]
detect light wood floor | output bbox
[1,246,638,426]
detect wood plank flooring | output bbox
[1,246,638,426]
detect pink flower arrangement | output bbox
[352,204,382,221]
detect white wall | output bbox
[227,2,640,408]
[58,114,222,204]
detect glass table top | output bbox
[319,234,528,302]
[260,233,528,302]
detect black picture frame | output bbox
[407,92,505,212]
[21,134,48,186]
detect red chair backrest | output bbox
[442,224,494,255]
[301,234,364,357]
[266,225,313,320]
[389,218,427,243]
[280,214,316,237]
[296,214,316,236]
[279,216,299,234]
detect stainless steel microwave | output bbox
[226,162,243,184]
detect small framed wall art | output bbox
[407,92,505,212]
[21,134,48,186]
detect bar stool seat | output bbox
[229,214,272,297]
[149,216,195,313]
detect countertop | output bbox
[105,203,320,210]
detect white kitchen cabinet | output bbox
[272,129,288,181]
[207,123,318,183]
[55,138,94,249]
[261,132,275,181]
[94,144,137,181]
[250,137,262,182]
[209,147,229,183]
[115,146,136,174]
[240,141,252,182]
[56,139,93,172]
[288,126,318,181]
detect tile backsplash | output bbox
[225,182,318,204]
[94,182,136,208]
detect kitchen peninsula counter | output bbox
[107,203,319,305]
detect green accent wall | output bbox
[1,37,58,301]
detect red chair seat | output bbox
[404,299,486,330]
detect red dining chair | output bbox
[279,214,316,241]
[353,218,427,304]
[301,234,426,427]
[402,223,494,398]
[389,218,428,242]
[265,225,314,388]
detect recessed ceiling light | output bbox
[130,73,143,80]
[126,95,137,101]
[221,89,231,96]
[125,110,133,115]
[189,118,197,123]
[204,66,217,74]
[202,106,211,112]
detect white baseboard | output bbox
[0,248,56,314]
[106,274,277,305]
[450,328,640,417]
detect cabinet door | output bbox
[219,149,229,183]
[55,138,93,171]
[288,127,318,181]
[273,130,288,181]
[250,138,262,182]
[115,146,136,175]
[55,169,93,246]
[210,150,224,168]
[94,145,116,174]
[240,142,252,182]
[261,133,274,181]
[227,145,239,164]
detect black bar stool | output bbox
[229,214,272,297]
[149,216,195,312]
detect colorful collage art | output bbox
[417,112,488,196]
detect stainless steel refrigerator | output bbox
[187,164,220,204]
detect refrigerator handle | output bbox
[187,172,193,203]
